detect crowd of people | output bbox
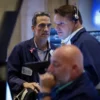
[7,4,100,100]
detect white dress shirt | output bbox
[61,27,83,45]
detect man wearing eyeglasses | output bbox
[7,12,55,97]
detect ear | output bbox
[72,64,77,72]
[31,26,35,31]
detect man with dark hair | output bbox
[53,4,100,86]
[7,12,55,96]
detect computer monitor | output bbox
[0,62,12,100]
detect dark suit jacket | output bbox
[71,28,100,85]
[51,73,100,100]
[7,38,55,94]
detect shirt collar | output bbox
[55,81,73,94]
[34,39,51,51]
[61,27,83,44]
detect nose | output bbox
[55,24,60,31]
[47,64,53,73]
[44,25,49,31]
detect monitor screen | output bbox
[6,83,12,100]
[0,62,12,100]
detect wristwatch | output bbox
[38,92,51,98]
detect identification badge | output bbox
[21,67,32,76]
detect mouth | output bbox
[42,33,49,35]
[42,33,49,36]
[57,32,63,36]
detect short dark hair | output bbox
[32,12,50,26]
[54,5,83,24]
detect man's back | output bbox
[71,28,100,85]
[52,73,100,100]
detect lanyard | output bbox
[33,39,50,61]
[56,81,73,94]
[51,81,73,99]
[37,49,50,61]
[43,49,50,61]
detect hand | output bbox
[23,82,40,93]
[39,73,56,93]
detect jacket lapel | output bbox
[28,38,40,61]
[71,28,86,44]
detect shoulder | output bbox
[16,38,33,48]
[78,29,99,43]
[74,73,100,99]
[73,28,100,49]
[13,38,33,50]
[10,38,34,55]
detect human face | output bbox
[54,14,75,39]
[32,16,51,40]
[47,52,72,84]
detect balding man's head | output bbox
[55,45,83,68]
[48,45,84,84]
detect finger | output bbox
[34,87,39,93]
[32,83,41,92]
[30,85,35,90]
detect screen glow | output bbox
[92,0,100,27]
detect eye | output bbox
[38,23,51,28]
[57,22,68,26]
[57,22,64,26]
[38,23,45,28]
[52,62,60,68]
[60,22,64,25]
[47,23,52,27]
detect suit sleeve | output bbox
[71,94,98,100]
[7,45,26,94]
[80,39,100,85]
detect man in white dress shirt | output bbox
[53,4,100,86]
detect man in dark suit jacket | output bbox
[53,4,100,86]
[7,12,55,96]
[38,45,100,100]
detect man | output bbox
[7,12,55,96]
[39,45,100,100]
[53,4,100,86]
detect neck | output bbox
[34,38,48,50]
[74,22,83,32]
